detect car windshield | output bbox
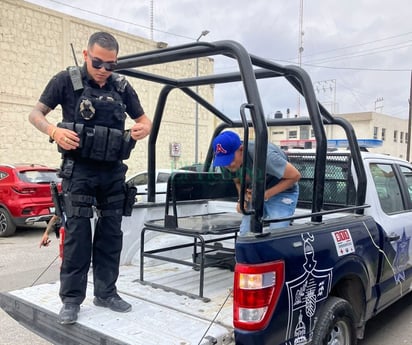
[18,170,61,184]
[128,173,148,186]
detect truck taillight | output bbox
[233,261,284,331]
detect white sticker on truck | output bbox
[332,229,355,256]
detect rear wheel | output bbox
[0,208,16,237]
[312,296,357,345]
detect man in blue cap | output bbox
[212,131,301,236]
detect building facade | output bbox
[0,0,214,176]
[270,112,410,160]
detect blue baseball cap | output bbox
[212,131,241,167]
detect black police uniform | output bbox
[39,65,144,305]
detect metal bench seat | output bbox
[139,172,240,301]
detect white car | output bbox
[126,166,217,203]
[126,169,186,203]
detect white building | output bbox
[269,112,410,160]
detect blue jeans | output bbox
[239,187,299,236]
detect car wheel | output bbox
[0,208,16,237]
[312,296,357,345]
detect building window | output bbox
[310,129,315,138]
[373,127,378,139]
[288,130,297,139]
[406,132,409,144]
[300,126,310,140]
[394,130,398,142]
[381,128,386,141]
[400,132,404,143]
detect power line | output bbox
[302,62,411,72]
[303,31,412,59]
[30,0,412,74]
[27,0,194,41]
[214,58,411,73]
[306,41,412,64]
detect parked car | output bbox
[179,163,205,172]
[126,169,186,203]
[127,166,218,203]
[0,164,61,237]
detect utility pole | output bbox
[374,97,384,113]
[407,71,412,161]
[314,79,337,114]
[149,0,154,40]
[194,30,210,164]
[296,0,304,117]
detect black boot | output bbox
[93,294,131,312]
[59,303,80,325]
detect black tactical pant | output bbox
[59,159,127,305]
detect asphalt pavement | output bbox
[0,224,59,345]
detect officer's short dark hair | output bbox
[88,32,119,53]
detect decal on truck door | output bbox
[394,229,410,284]
[331,228,355,256]
[285,233,333,345]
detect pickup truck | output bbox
[1,40,412,345]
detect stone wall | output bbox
[0,0,214,175]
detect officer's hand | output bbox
[55,128,80,150]
[131,119,151,141]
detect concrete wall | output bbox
[0,0,214,176]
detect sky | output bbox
[25,0,412,120]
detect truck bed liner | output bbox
[0,264,235,345]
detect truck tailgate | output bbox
[0,265,235,345]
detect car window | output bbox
[18,170,61,184]
[370,163,403,214]
[157,172,171,183]
[399,165,412,207]
[0,171,8,180]
[128,173,148,186]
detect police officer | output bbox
[29,32,152,324]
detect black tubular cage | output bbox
[115,40,367,233]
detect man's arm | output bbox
[28,101,79,149]
[264,162,301,200]
[29,102,55,137]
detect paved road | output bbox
[0,225,58,345]
[358,291,412,345]
[0,225,411,345]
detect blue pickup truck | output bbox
[1,40,411,345]
[234,149,412,344]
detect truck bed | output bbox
[0,199,355,345]
[0,263,235,345]
[1,202,240,345]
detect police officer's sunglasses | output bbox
[88,52,117,71]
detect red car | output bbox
[0,164,61,237]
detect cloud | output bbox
[25,0,412,118]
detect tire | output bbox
[0,208,16,237]
[312,296,357,345]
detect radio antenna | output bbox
[70,43,79,67]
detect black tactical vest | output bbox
[57,73,136,162]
